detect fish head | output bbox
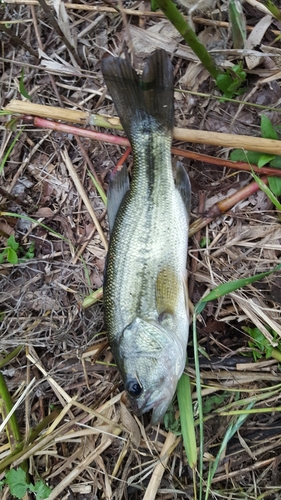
[118,316,186,425]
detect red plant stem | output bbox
[205,176,268,218]
[24,115,130,147]
[172,148,281,177]
[22,115,281,177]
[112,147,132,175]
[188,177,269,236]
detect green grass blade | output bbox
[196,262,281,314]
[0,374,28,478]
[218,406,281,416]
[0,346,23,370]
[205,402,254,498]
[264,0,281,21]
[193,260,281,496]
[0,128,24,174]
[193,311,204,500]
[228,0,246,49]
[82,287,103,308]
[0,373,22,450]
[19,68,32,101]
[251,169,281,210]
[177,372,197,470]
[87,170,107,206]
[0,212,74,248]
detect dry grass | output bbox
[1,1,281,499]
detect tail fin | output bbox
[101,50,174,140]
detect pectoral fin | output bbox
[156,266,180,317]
[175,162,191,217]
[107,166,130,233]
[182,272,189,323]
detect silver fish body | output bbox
[102,50,191,424]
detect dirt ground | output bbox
[1,1,281,499]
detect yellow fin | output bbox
[182,272,189,321]
[156,266,180,316]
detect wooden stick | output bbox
[61,149,108,251]
[46,432,121,500]
[5,0,280,37]
[173,128,281,155]
[5,0,274,19]
[5,100,120,128]
[4,0,164,16]
[6,100,281,155]
[143,432,180,500]
[6,100,92,125]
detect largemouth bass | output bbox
[102,50,191,425]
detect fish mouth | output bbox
[130,392,168,425]
[150,401,168,426]
[130,395,154,417]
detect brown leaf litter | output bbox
[1,1,281,499]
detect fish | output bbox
[101,50,191,425]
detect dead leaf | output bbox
[245,15,272,69]
[87,244,106,259]
[179,63,209,91]
[90,269,103,289]
[53,0,75,50]
[34,207,54,218]
[24,291,61,311]
[0,220,14,236]
[12,177,33,197]
[261,45,281,69]
[127,25,198,62]
[42,180,55,204]
[39,49,82,76]
[120,402,141,447]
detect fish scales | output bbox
[102,50,191,424]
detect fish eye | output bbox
[126,379,143,398]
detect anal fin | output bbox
[107,166,130,233]
[175,162,191,217]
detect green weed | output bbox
[203,391,229,414]
[243,325,281,362]
[0,468,51,500]
[200,237,211,248]
[0,235,35,265]
[230,114,281,196]
[163,400,182,435]
[216,62,247,99]
[19,68,32,101]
